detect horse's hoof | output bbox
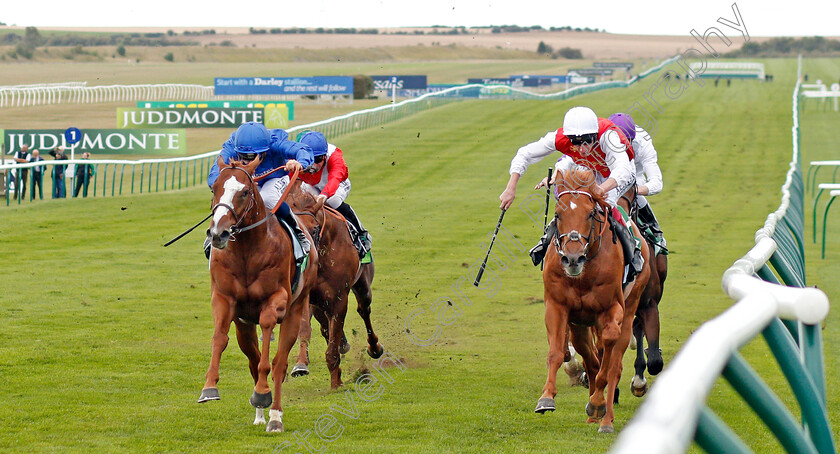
[291,363,310,377]
[646,348,664,375]
[197,387,220,403]
[266,420,284,433]
[249,390,273,408]
[598,424,615,434]
[631,376,648,397]
[534,397,556,413]
[339,339,351,355]
[367,343,384,359]
[585,402,606,418]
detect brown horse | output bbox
[618,188,668,397]
[198,157,319,433]
[286,185,383,388]
[536,168,650,434]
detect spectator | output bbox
[49,146,68,198]
[30,149,45,200]
[12,144,32,200]
[73,152,95,198]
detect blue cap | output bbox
[233,122,271,154]
[299,131,328,157]
[608,113,636,141]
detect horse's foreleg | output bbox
[266,294,305,433]
[353,264,383,359]
[291,299,312,378]
[198,293,234,403]
[326,295,349,389]
[536,297,568,413]
[251,292,283,412]
[589,302,623,429]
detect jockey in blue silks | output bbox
[206,122,314,261]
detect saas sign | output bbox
[215,77,353,96]
[371,75,428,90]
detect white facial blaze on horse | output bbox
[210,176,246,235]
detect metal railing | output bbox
[612,57,834,454]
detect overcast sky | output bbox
[2,0,838,37]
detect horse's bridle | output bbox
[211,166,269,239]
[553,190,609,260]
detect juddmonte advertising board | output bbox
[214,77,353,96]
[4,129,186,155]
[137,101,295,120]
[118,108,262,128]
[371,75,428,90]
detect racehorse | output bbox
[536,168,650,434]
[285,183,383,388]
[618,185,667,397]
[198,156,319,433]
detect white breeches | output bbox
[259,176,290,210]
[301,179,351,209]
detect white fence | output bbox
[0,83,214,107]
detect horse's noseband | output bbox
[553,190,607,261]
[211,166,266,239]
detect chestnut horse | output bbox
[536,169,650,434]
[618,186,668,397]
[286,185,383,388]
[198,156,319,433]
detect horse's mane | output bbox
[555,168,607,206]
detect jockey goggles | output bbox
[237,152,258,162]
[566,133,598,146]
[313,155,326,164]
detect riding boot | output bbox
[638,203,663,235]
[203,237,212,259]
[337,202,371,255]
[274,202,311,259]
[610,216,644,281]
[529,218,557,266]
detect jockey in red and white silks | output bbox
[299,143,351,209]
[298,131,371,255]
[504,108,635,208]
[500,106,643,277]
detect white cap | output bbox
[563,106,598,136]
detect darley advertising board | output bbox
[137,101,295,120]
[4,129,186,155]
[214,77,353,96]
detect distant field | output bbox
[0,56,837,452]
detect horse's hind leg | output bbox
[352,264,383,359]
[631,314,648,397]
[234,319,265,424]
[291,300,312,378]
[198,293,234,403]
[643,300,663,375]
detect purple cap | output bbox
[608,113,636,141]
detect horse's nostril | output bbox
[219,230,231,242]
[577,256,586,265]
[561,256,569,265]
[205,228,211,237]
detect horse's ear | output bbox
[243,154,262,174]
[312,196,326,212]
[216,155,227,170]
